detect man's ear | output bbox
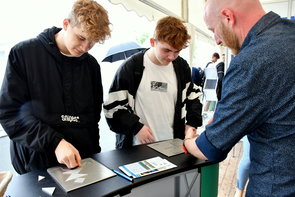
[220,8,235,26]
[63,19,70,30]
[150,38,156,47]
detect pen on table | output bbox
[112,169,134,182]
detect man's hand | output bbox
[185,125,199,139]
[185,125,197,136]
[55,139,81,169]
[184,129,207,160]
[135,125,155,144]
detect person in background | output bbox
[216,53,225,100]
[205,52,220,68]
[103,16,203,149]
[192,52,220,89]
[235,136,250,197]
[191,66,204,87]
[0,0,111,174]
[202,52,220,112]
[184,0,295,196]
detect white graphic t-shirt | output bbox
[134,53,177,144]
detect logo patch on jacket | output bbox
[61,115,80,123]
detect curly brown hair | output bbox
[154,16,191,50]
[68,0,111,43]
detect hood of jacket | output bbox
[37,26,88,63]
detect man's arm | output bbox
[184,128,208,160]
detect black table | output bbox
[5,144,214,197]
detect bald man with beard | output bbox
[183,0,295,196]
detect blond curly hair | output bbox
[68,0,111,43]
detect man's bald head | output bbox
[204,0,266,54]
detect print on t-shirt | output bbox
[151,81,168,92]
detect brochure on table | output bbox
[119,156,177,178]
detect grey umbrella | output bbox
[102,41,146,63]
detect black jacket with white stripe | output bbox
[103,49,202,149]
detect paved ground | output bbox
[218,141,245,197]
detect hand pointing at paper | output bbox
[55,139,82,169]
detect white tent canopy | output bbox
[108,0,212,40]
[108,0,217,67]
[107,0,294,67]
[108,0,294,38]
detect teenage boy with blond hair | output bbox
[0,0,111,174]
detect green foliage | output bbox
[136,33,149,45]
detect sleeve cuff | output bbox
[196,132,228,162]
[52,134,64,152]
[186,118,202,128]
[132,122,144,135]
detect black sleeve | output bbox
[216,62,225,100]
[0,46,63,153]
[103,61,144,136]
[183,62,203,128]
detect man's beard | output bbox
[220,22,240,55]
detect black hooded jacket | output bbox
[0,27,103,174]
